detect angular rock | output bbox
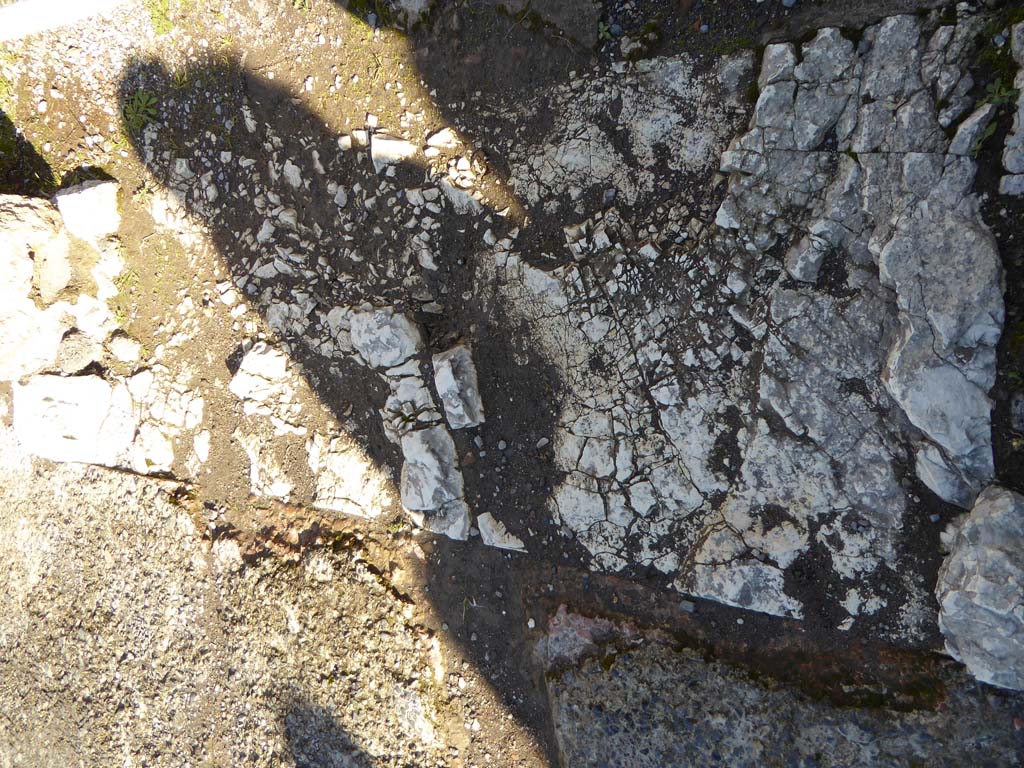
[1000,174,1024,196]
[370,135,417,172]
[936,486,1024,690]
[13,374,137,466]
[54,180,121,242]
[0,302,67,382]
[350,307,423,369]
[229,342,290,403]
[1003,104,1024,174]
[0,194,72,304]
[55,329,102,374]
[432,345,484,429]
[426,127,457,149]
[306,434,390,518]
[948,103,996,156]
[235,429,293,500]
[107,331,142,363]
[758,43,796,88]
[399,425,470,540]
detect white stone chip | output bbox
[477,512,527,553]
[370,135,418,172]
[400,425,470,540]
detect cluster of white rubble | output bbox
[477,11,1024,679]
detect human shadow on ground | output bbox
[117,9,587,759]
[283,697,377,768]
[0,107,55,194]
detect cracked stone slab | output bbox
[480,12,1005,630]
[350,306,423,369]
[306,433,392,519]
[13,374,137,467]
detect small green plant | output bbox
[972,77,1020,154]
[598,21,612,42]
[1008,321,1024,362]
[145,0,173,35]
[114,267,140,295]
[171,68,191,91]
[292,0,309,10]
[122,89,158,136]
[133,181,155,205]
[985,77,1019,109]
[711,35,757,57]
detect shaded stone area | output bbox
[546,638,1023,768]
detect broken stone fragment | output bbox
[107,331,142,363]
[370,135,417,172]
[229,342,290,403]
[306,433,389,518]
[432,345,484,429]
[55,329,102,374]
[948,103,996,156]
[350,307,423,369]
[54,179,121,242]
[426,127,457,149]
[1000,174,1024,196]
[0,302,66,381]
[235,428,294,500]
[399,425,470,541]
[438,179,483,215]
[1001,24,1024,181]
[758,42,796,88]
[0,195,52,302]
[282,159,302,189]
[936,485,1024,690]
[477,512,526,553]
[13,374,137,466]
